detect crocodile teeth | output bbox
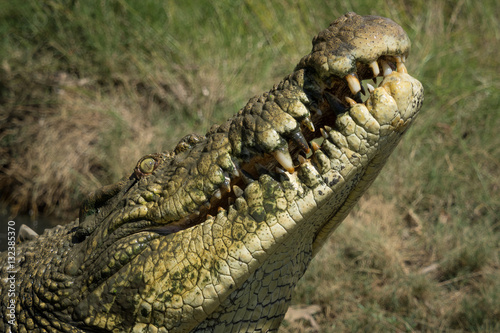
[345,73,361,94]
[214,189,222,200]
[232,168,240,178]
[369,60,380,77]
[221,175,231,192]
[272,148,295,173]
[366,83,375,93]
[232,185,244,197]
[298,155,307,165]
[345,96,357,106]
[291,131,310,154]
[311,141,321,152]
[393,55,407,73]
[320,128,329,139]
[396,61,407,74]
[380,60,393,76]
[229,159,240,178]
[302,117,315,132]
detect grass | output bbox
[1,0,499,331]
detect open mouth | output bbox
[136,54,411,236]
[271,55,408,172]
[117,12,426,238]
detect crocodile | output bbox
[1,12,423,332]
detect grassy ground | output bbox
[1,0,499,331]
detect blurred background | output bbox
[0,0,499,331]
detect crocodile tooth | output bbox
[272,148,295,173]
[217,207,225,213]
[229,159,240,178]
[221,175,231,193]
[232,185,244,197]
[345,73,361,94]
[302,117,315,132]
[393,55,407,73]
[311,141,321,152]
[396,61,407,74]
[320,128,329,139]
[380,60,393,76]
[291,131,310,154]
[369,60,380,77]
[345,96,357,106]
[214,189,222,200]
[298,155,307,165]
[232,168,240,178]
[366,83,375,93]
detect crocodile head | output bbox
[58,13,422,332]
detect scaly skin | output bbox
[0,13,423,332]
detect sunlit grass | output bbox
[1,0,499,331]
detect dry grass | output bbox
[0,73,155,217]
[286,195,499,332]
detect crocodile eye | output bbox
[139,158,156,174]
[134,153,169,179]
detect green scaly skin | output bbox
[1,13,423,332]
